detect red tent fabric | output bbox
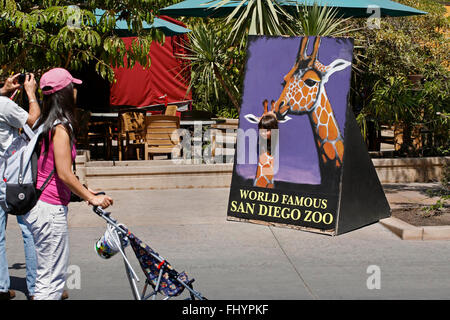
[110,17,191,108]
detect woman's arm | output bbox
[53,125,113,208]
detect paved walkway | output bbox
[4,183,449,300]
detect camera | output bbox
[18,73,26,85]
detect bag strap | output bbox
[39,168,55,192]
[22,124,35,140]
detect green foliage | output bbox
[212,1,358,46]
[179,19,245,116]
[290,2,358,37]
[212,0,293,47]
[216,106,239,119]
[367,76,418,125]
[421,195,449,217]
[0,0,174,81]
[347,0,449,156]
[423,161,449,217]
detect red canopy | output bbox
[110,17,192,108]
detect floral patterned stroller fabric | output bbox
[127,232,190,297]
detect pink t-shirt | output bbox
[36,136,77,206]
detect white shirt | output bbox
[0,96,28,157]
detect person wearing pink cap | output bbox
[23,68,113,300]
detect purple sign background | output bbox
[236,36,354,185]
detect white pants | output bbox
[24,200,69,300]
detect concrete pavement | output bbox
[4,183,449,300]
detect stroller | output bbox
[92,203,207,300]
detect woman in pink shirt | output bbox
[24,68,113,300]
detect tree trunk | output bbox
[367,120,380,151]
[213,65,240,114]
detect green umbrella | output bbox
[160,0,426,18]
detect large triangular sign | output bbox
[227,35,391,235]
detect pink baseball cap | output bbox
[40,68,82,95]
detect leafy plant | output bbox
[347,0,449,156]
[212,0,293,47]
[290,2,359,37]
[0,0,173,81]
[178,20,245,115]
[216,106,239,119]
[421,196,448,217]
[367,76,418,125]
[422,160,449,217]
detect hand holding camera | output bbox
[22,73,38,97]
[17,73,26,85]
[1,73,37,99]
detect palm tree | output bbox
[212,0,293,47]
[213,0,357,45]
[178,21,242,112]
[291,2,357,37]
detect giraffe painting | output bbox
[272,36,351,183]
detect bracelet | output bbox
[29,99,37,104]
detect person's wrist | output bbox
[27,92,37,101]
[26,88,36,96]
[87,195,95,204]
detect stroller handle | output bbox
[92,192,107,216]
[91,192,128,235]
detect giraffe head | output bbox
[244,99,291,126]
[273,36,351,121]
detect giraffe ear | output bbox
[244,114,261,124]
[322,59,351,84]
[277,115,292,124]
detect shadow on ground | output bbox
[9,263,26,270]
[383,183,443,197]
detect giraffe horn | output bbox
[308,36,321,67]
[263,99,268,114]
[270,100,275,112]
[297,37,309,62]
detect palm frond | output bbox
[212,0,293,46]
[291,2,360,37]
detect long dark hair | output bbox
[36,83,77,154]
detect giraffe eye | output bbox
[304,79,318,87]
[281,80,286,86]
